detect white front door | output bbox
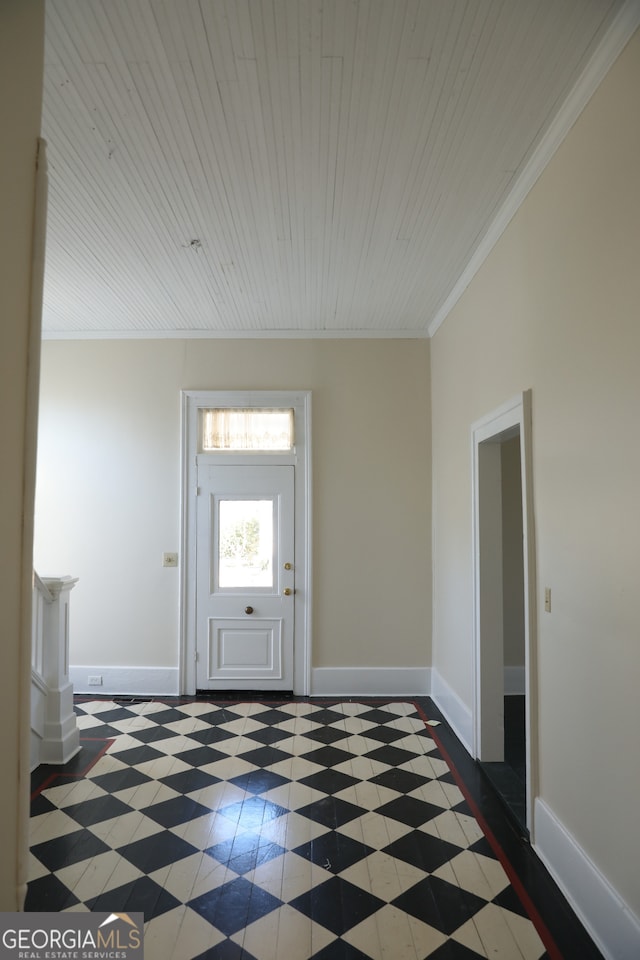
[196,464,295,690]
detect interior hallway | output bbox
[27,697,602,960]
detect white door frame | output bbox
[471,389,538,836]
[180,390,312,696]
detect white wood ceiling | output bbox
[41,0,630,338]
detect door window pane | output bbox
[202,409,294,451]
[218,499,273,588]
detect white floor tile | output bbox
[344,902,447,960]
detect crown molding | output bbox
[427,0,640,339]
[41,327,428,341]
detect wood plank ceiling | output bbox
[41,0,627,337]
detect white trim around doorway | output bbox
[471,389,538,838]
[180,390,312,696]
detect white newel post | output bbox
[40,576,81,765]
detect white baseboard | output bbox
[30,672,47,771]
[504,665,525,695]
[70,665,179,697]
[430,668,473,754]
[534,798,640,960]
[310,667,430,698]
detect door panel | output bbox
[208,620,282,680]
[196,464,294,690]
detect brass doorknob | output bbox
[283,588,292,596]
[245,606,254,614]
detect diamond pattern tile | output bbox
[289,875,385,936]
[293,830,375,874]
[392,875,487,934]
[86,874,182,919]
[27,698,552,960]
[205,831,287,875]
[189,876,283,935]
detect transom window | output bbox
[200,408,294,452]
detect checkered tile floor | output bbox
[27,700,551,959]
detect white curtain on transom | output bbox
[201,409,294,451]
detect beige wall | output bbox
[0,1,45,909]
[501,435,524,668]
[35,338,431,679]
[431,28,640,919]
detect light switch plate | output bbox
[163,552,178,567]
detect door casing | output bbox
[180,390,312,696]
[471,389,538,837]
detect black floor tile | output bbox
[205,831,286,875]
[247,707,295,726]
[24,873,80,911]
[159,768,222,794]
[308,941,373,960]
[112,744,165,766]
[243,725,293,745]
[62,793,133,826]
[91,767,153,793]
[188,725,237,745]
[30,792,57,816]
[298,769,359,796]
[87,707,138,723]
[382,830,462,873]
[302,725,353,745]
[368,768,430,794]
[362,744,416,766]
[78,724,123,741]
[189,717,235,746]
[357,708,400,725]
[188,877,283,935]
[393,875,486,934]
[468,835,494,858]
[31,828,111,871]
[436,770,458,785]
[298,745,355,769]
[218,796,289,829]
[235,745,292,768]
[228,769,289,795]
[301,708,347,726]
[296,796,366,829]
[172,745,229,767]
[427,941,486,960]
[86,875,181,919]
[376,795,444,827]
[125,725,180,744]
[290,876,385,936]
[143,707,191,725]
[451,797,473,817]
[492,882,530,918]
[194,708,237,727]
[359,724,408,744]
[143,795,213,828]
[293,831,374,874]
[118,830,199,873]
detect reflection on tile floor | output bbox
[27,699,553,959]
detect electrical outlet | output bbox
[162,552,178,567]
[88,675,103,686]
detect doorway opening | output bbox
[472,391,537,837]
[181,390,311,697]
